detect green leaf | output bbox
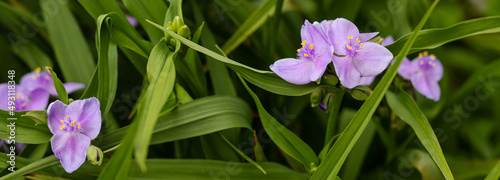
[147,20,319,96]
[238,75,318,172]
[219,133,266,174]
[485,160,500,180]
[385,89,453,180]
[192,3,236,96]
[0,155,59,180]
[387,16,500,55]
[41,0,94,84]
[0,110,51,144]
[45,67,68,104]
[135,38,177,170]
[77,0,153,74]
[99,96,252,150]
[399,149,443,180]
[310,0,442,179]
[21,111,47,125]
[123,0,167,43]
[127,159,309,180]
[96,14,119,116]
[220,0,277,55]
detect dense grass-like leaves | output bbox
[485,160,500,180]
[41,0,94,84]
[386,90,452,179]
[0,110,51,144]
[238,75,318,172]
[310,0,443,179]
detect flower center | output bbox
[418,51,437,71]
[343,36,363,55]
[297,40,316,60]
[60,115,81,131]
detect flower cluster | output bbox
[270,18,393,89]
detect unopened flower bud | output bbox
[172,16,183,32]
[368,36,384,45]
[86,145,103,166]
[310,88,324,107]
[178,25,191,39]
[350,86,372,101]
[322,74,339,86]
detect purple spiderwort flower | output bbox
[47,98,101,173]
[270,20,334,85]
[328,18,393,88]
[357,36,399,86]
[398,52,443,101]
[20,67,84,96]
[126,15,138,27]
[0,84,49,111]
[0,139,26,153]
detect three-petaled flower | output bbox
[47,98,101,173]
[329,18,393,88]
[270,20,334,84]
[398,51,443,101]
[20,67,84,96]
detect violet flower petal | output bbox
[47,100,68,134]
[270,58,315,85]
[48,83,85,95]
[359,32,379,42]
[0,84,9,110]
[51,132,90,173]
[411,72,441,101]
[329,18,360,56]
[398,57,417,79]
[332,56,362,89]
[382,36,395,46]
[352,42,393,76]
[64,97,101,139]
[25,88,49,111]
[359,76,376,86]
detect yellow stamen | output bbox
[419,53,423,58]
[304,54,309,57]
[347,45,352,50]
[78,125,81,129]
[428,61,432,65]
[356,38,360,43]
[16,94,20,98]
[301,40,306,47]
[359,43,363,47]
[60,125,65,130]
[356,50,361,52]
[66,116,71,118]
[45,75,51,80]
[297,49,301,52]
[432,63,436,67]
[21,103,26,107]
[35,67,41,73]
[310,44,314,50]
[430,54,436,60]
[71,123,75,126]
[344,42,347,45]
[420,60,424,65]
[348,36,353,39]
[60,120,64,124]
[327,22,329,26]
[423,51,428,56]
[32,75,36,80]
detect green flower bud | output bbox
[177,25,191,39]
[86,145,103,166]
[368,36,384,45]
[308,162,318,175]
[310,88,324,107]
[322,74,339,86]
[350,86,372,101]
[172,16,183,32]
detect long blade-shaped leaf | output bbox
[310,0,444,179]
[386,90,453,180]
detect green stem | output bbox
[324,91,344,146]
